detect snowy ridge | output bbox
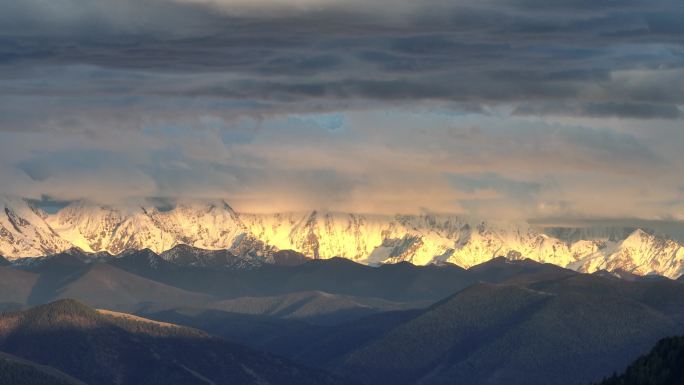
[1,197,684,278]
[0,196,71,258]
[46,200,272,259]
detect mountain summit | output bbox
[1,197,683,278]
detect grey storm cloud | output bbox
[513,102,684,119]
[447,173,542,199]
[0,0,682,120]
[1,0,684,220]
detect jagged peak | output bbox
[3,196,684,279]
[0,196,48,219]
[160,199,236,213]
[58,200,123,212]
[621,228,659,246]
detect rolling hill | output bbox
[0,351,87,385]
[333,277,684,385]
[105,252,477,302]
[0,299,352,385]
[0,266,38,305]
[0,247,682,385]
[210,290,421,325]
[52,263,214,312]
[145,267,684,385]
[10,249,215,312]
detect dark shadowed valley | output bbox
[1,246,683,385]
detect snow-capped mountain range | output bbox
[1,196,684,279]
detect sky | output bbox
[0,0,683,221]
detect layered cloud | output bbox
[0,0,682,221]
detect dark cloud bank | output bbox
[0,0,683,221]
[1,0,682,118]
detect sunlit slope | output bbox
[2,197,684,278]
